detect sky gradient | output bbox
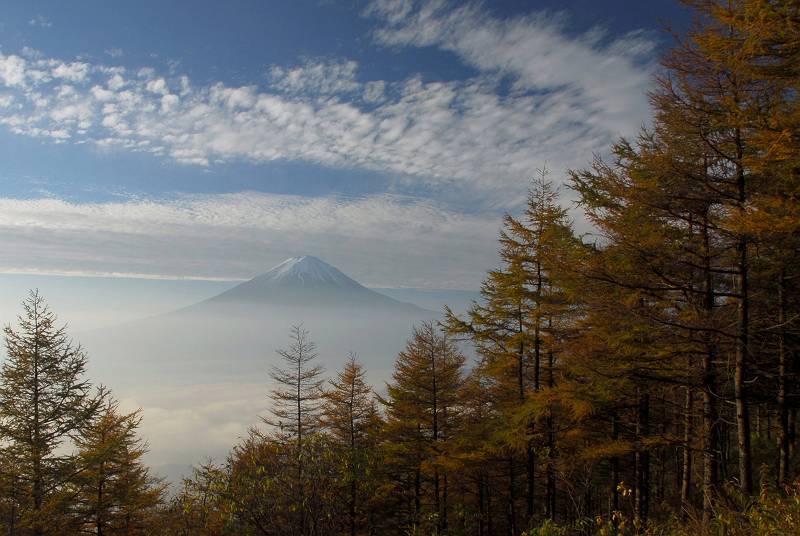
[0,0,694,483]
[0,0,690,289]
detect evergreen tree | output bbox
[379,322,464,535]
[71,398,165,535]
[445,173,576,531]
[0,291,102,535]
[264,325,325,536]
[321,354,381,536]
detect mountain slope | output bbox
[77,256,439,486]
[192,256,427,312]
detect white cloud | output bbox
[366,0,655,135]
[268,59,361,95]
[363,80,386,103]
[160,93,180,113]
[52,61,90,82]
[0,55,27,87]
[28,15,53,28]
[0,192,500,288]
[107,73,126,91]
[0,4,654,207]
[115,383,270,480]
[145,77,168,95]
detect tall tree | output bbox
[649,0,800,495]
[264,325,325,536]
[0,291,101,535]
[445,172,575,531]
[718,0,800,489]
[71,398,165,535]
[321,354,381,536]
[379,322,464,535]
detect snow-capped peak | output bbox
[257,256,361,288]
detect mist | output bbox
[78,294,439,484]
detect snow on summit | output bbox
[259,256,361,288]
[195,255,427,311]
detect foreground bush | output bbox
[522,482,800,536]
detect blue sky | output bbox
[0,0,691,290]
[0,1,694,476]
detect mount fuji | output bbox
[77,257,446,484]
[193,256,426,312]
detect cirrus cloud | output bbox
[0,2,655,207]
[0,192,501,288]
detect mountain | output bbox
[79,256,438,484]
[196,256,426,312]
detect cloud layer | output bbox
[0,1,655,207]
[0,192,500,288]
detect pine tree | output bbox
[379,322,464,535]
[321,354,381,536]
[0,291,102,535]
[264,324,325,536]
[71,397,165,535]
[445,173,575,531]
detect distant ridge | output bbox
[191,256,429,313]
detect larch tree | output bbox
[264,324,325,536]
[0,291,102,535]
[321,354,381,536]
[443,210,538,534]
[379,322,464,535]
[570,132,731,523]
[719,0,800,489]
[647,0,800,495]
[445,172,576,531]
[71,397,165,535]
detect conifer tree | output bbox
[570,135,729,523]
[0,291,102,535]
[264,324,325,536]
[646,0,800,495]
[379,322,464,535]
[445,173,575,531]
[321,354,381,536]
[71,397,165,535]
[450,371,501,535]
[711,0,800,490]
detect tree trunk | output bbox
[681,388,693,519]
[776,269,789,487]
[610,414,619,516]
[546,349,556,521]
[508,455,517,536]
[733,135,753,495]
[414,461,421,531]
[443,472,449,533]
[484,474,494,536]
[634,389,650,526]
[32,315,43,536]
[701,209,719,524]
[478,474,486,536]
[434,467,442,535]
[297,360,305,536]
